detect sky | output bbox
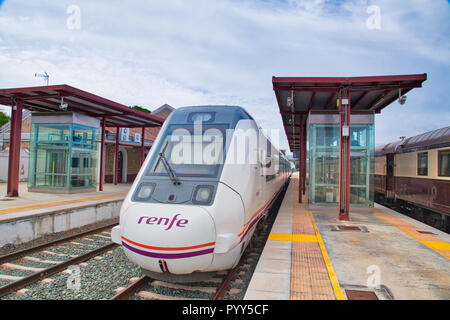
[0,0,449,154]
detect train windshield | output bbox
[146,125,226,178]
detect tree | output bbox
[0,112,10,127]
[131,105,151,114]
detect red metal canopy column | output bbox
[6,99,23,197]
[115,126,120,185]
[99,117,106,191]
[338,89,351,220]
[302,119,307,196]
[140,127,145,165]
[298,115,304,203]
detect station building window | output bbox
[438,149,450,177]
[417,152,428,176]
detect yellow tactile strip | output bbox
[374,208,450,260]
[308,210,345,300]
[0,192,128,215]
[288,174,344,300]
[268,233,318,243]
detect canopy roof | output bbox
[0,84,164,128]
[273,74,427,151]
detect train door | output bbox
[386,153,395,199]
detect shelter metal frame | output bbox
[273,74,427,220]
[0,84,164,196]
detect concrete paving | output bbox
[315,204,450,300]
[245,173,450,300]
[0,182,131,213]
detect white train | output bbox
[111,105,291,281]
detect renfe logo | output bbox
[137,214,188,231]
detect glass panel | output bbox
[308,124,340,205]
[308,122,374,206]
[34,149,68,188]
[36,124,70,146]
[28,121,99,191]
[72,124,96,150]
[70,124,98,189]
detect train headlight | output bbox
[193,185,214,205]
[133,183,155,201]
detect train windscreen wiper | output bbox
[158,152,181,185]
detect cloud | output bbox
[0,0,449,151]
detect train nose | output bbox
[112,203,216,275]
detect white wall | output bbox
[0,148,30,182]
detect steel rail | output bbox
[211,267,239,300]
[0,242,117,298]
[110,276,150,300]
[0,222,118,265]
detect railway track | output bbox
[0,220,266,300]
[111,249,259,300]
[0,223,118,298]
[1,179,289,300]
[111,182,288,301]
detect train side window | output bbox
[438,149,450,177]
[417,152,428,176]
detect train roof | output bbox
[375,126,450,156]
[399,126,450,152]
[175,105,254,119]
[374,140,403,156]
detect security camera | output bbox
[287,96,293,107]
[398,95,407,105]
[59,97,68,110]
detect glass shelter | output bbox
[307,112,375,206]
[28,113,100,193]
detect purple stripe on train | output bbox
[122,242,214,259]
[239,211,266,243]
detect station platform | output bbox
[244,172,450,300]
[0,183,131,249]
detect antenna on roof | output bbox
[35,72,49,86]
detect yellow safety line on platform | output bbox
[0,192,128,215]
[375,213,450,260]
[422,241,450,251]
[268,233,318,243]
[308,210,346,300]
